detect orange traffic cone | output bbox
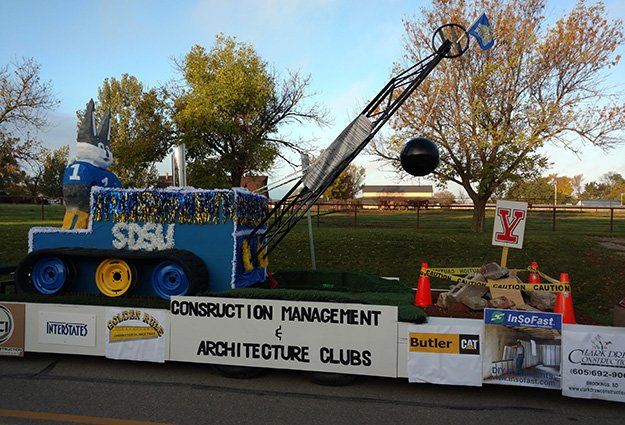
[529,261,540,285]
[414,263,432,307]
[554,273,576,324]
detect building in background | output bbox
[360,185,433,209]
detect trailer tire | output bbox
[308,372,357,386]
[213,364,263,379]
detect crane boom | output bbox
[249,25,468,258]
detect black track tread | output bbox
[15,248,209,296]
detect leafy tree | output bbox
[172,34,327,188]
[370,0,625,231]
[0,135,27,194]
[505,177,553,203]
[86,74,172,187]
[0,58,58,194]
[547,174,574,204]
[582,172,625,200]
[322,163,366,200]
[38,145,69,197]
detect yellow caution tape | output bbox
[422,267,481,275]
[421,267,571,293]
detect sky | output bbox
[2,0,625,200]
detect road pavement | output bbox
[0,353,623,425]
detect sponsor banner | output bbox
[38,311,96,347]
[492,200,527,249]
[562,324,625,403]
[407,323,482,386]
[483,309,562,389]
[0,303,25,357]
[105,308,169,363]
[25,304,106,355]
[170,297,398,377]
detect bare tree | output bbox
[370,0,625,231]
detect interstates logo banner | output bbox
[485,308,562,330]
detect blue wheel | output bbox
[31,256,68,295]
[152,261,190,300]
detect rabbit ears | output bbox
[77,99,111,146]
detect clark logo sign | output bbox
[492,200,528,249]
[409,332,480,355]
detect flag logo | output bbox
[468,13,494,50]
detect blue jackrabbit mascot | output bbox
[62,99,121,229]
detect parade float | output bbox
[1,19,624,403]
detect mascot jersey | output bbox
[63,161,121,204]
[62,161,121,229]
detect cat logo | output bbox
[459,334,480,355]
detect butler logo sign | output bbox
[409,333,480,355]
[492,200,528,249]
[407,323,483,387]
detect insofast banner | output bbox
[562,324,625,403]
[407,323,482,386]
[169,297,398,377]
[483,308,562,389]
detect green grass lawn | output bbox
[2,204,624,324]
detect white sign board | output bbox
[25,303,106,356]
[170,297,398,377]
[562,324,625,403]
[38,311,96,347]
[407,322,483,386]
[104,308,169,363]
[492,200,528,249]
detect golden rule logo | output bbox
[409,333,479,355]
[107,310,164,343]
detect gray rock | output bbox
[480,262,509,280]
[448,281,489,304]
[525,291,557,311]
[463,295,488,310]
[488,296,516,309]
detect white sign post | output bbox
[492,200,528,267]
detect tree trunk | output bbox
[471,196,488,233]
[231,168,244,188]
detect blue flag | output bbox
[468,13,494,50]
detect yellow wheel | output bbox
[95,258,135,297]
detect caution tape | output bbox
[421,267,571,293]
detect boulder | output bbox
[488,296,516,309]
[447,281,489,304]
[480,262,509,280]
[463,295,488,310]
[525,291,557,311]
